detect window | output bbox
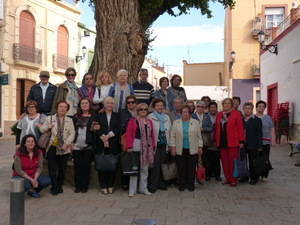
[265,7,285,29]
[57,25,69,57]
[19,11,35,48]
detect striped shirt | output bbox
[132,81,154,105]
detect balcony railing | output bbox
[53,54,74,71]
[13,43,42,65]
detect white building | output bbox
[260,8,300,139]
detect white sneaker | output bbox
[128,193,135,197]
[142,190,152,196]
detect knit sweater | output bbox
[132,81,154,105]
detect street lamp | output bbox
[258,31,278,55]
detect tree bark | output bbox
[89,0,148,82]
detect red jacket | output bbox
[125,118,156,150]
[13,151,42,178]
[214,110,245,148]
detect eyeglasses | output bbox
[127,101,136,104]
[66,73,76,77]
[139,108,148,112]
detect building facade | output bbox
[0,0,80,136]
[182,60,225,86]
[260,7,300,139]
[224,0,295,105]
[75,22,96,85]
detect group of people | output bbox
[12,67,275,198]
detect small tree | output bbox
[85,0,235,81]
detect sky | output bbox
[79,2,226,74]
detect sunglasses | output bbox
[139,108,148,112]
[127,101,136,104]
[66,73,76,77]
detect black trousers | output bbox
[97,171,116,189]
[262,144,272,169]
[248,149,259,181]
[73,150,93,190]
[176,149,197,190]
[47,146,70,190]
[205,149,221,178]
[148,144,167,192]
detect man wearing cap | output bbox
[27,71,57,115]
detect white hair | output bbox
[116,69,128,77]
[103,96,115,105]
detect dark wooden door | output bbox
[267,83,278,120]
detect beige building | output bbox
[224,0,295,105]
[142,58,167,90]
[0,0,80,136]
[182,60,225,86]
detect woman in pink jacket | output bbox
[125,103,156,197]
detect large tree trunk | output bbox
[89,0,148,82]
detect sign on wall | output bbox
[0,74,9,85]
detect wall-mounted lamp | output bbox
[83,30,90,37]
[229,51,236,72]
[76,46,87,63]
[258,31,278,55]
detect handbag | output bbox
[161,162,177,181]
[120,152,139,176]
[38,116,52,149]
[234,148,249,178]
[196,166,206,183]
[253,152,269,177]
[94,153,118,172]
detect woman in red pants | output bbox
[215,98,245,186]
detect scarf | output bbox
[113,83,132,112]
[137,118,154,167]
[78,85,95,101]
[221,111,230,128]
[56,115,65,154]
[66,81,78,108]
[153,111,167,131]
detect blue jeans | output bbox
[12,175,51,192]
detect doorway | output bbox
[16,79,36,118]
[267,83,278,120]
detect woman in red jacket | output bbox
[215,98,245,186]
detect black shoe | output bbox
[158,185,167,191]
[249,179,257,185]
[188,187,195,192]
[149,189,156,194]
[295,162,300,167]
[57,187,63,194]
[215,177,222,182]
[121,185,129,191]
[178,187,185,192]
[50,188,59,195]
[239,177,249,183]
[205,176,211,181]
[74,188,81,193]
[81,188,88,193]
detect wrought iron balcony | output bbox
[13,43,42,65]
[53,54,75,71]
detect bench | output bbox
[288,141,300,157]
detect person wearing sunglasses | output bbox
[51,67,79,117]
[125,103,156,197]
[78,73,96,102]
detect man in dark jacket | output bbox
[243,102,263,185]
[27,71,57,115]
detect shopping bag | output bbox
[161,162,177,181]
[95,154,118,172]
[120,152,139,176]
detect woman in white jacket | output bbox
[148,99,171,193]
[170,105,203,192]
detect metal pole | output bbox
[10,178,25,225]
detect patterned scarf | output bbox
[56,116,65,154]
[113,83,132,112]
[137,118,154,167]
[66,81,78,108]
[153,111,167,131]
[78,85,95,101]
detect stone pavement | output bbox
[1,139,300,225]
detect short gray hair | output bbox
[116,69,128,77]
[196,100,206,106]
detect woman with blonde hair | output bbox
[108,69,134,112]
[93,72,114,108]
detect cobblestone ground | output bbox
[1,139,300,225]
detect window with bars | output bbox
[265,7,285,29]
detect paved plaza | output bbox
[1,139,300,225]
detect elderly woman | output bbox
[170,97,184,122]
[170,105,203,192]
[125,103,156,197]
[72,98,94,193]
[40,101,75,195]
[153,77,174,111]
[168,75,187,104]
[78,73,96,102]
[13,135,51,198]
[89,97,120,194]
[201,96,212,113]
[215,98,244,186]
[16,100,46,145]
[51,67,79,117]
[109,69,134,112]
[93,71,114,108]
[148,99,171,193]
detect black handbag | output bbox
[253,152,269,177]
[94,153,118,172]
[121,152,139,176]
